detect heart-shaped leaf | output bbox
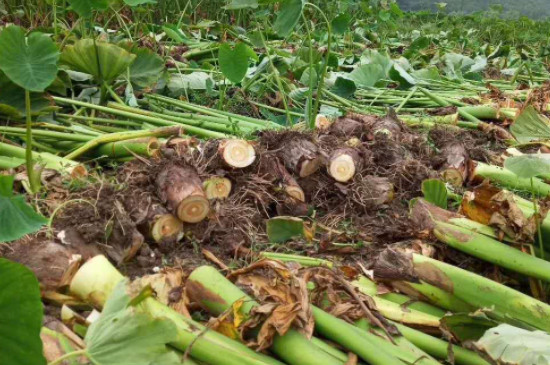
[0,26,59,92]
[274,0,305,37]
[0,73,52,118]
[61,39,136,84]
[0,175,48,243]
[332,13,351,35]
[0,258,46,365]
[350,63,386,88]
[218,43,257,84]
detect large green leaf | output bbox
[0,26,59,92]
[0,175,48,243]
[0,259,46,365]
[421,179,447,209]
[60,39,136,84]
[219,43,257,84]
[475,324,550,365]
[510,105,550,143]
[118,45,165,88]
[67,0,110,17]
[349,63,386,88]
[84,280,181,365]
[504,154,550,179]
[274,0,305,37]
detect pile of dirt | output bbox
[3,112,506,286]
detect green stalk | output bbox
[25,90,38,192]
[53,97,227,139]
[434,221,550,282]
[186,266,346,365]
[70,256,283,365]
[259,252,333,268]
[472,162,550,196]
[64,127,179,160]
[56,114,142,127]
[352,277,441,327]
[0,126,92,142]
[0,141,84,175]
[391,322,489,365]
[409,253,550,331]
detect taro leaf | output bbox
[0,26,59,92]
[219,43,257,84]
[60,39,136,84]
[67,0,110,18]
[84,280,181,365]
[404,36,430,58]
[123,0,157,6]
[440,313,497,342]
[475,324,550,365]
[331,77,356,98]
[168,72,213,92]
[349,63,386,88]
[0,175,48,243]
[224,0,259,9]
[127,48,165,88]
[510,105,550,143]
[0,258,46,365]
[411,66,441,81]
[504,154,550,179]
[422,179,447,209]
[389,63,416,88]
[332,13,351,35]
[267,216,306,243]
[274,0,305,37]
[360,50,393,75]
[0,74,51,118]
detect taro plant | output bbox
[0,26,60,192]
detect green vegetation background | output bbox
[397,0,550,19]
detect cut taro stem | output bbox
[151,214,184,244]
[70,256,284,365]
[273,159,306,202]
[218,139,256,168]
[315,114,331,130]
[280,138,321,178]
[203,177,232,200]
[155,165,210,223]
[328,148,361,183]
[439,142,470,187]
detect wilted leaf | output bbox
[127,48,165,88]
[510,105,550,143]
[475,324,550,365]
[422,179,448,209]
[0,259,46,365]
[267,216,307,243]
[274,0,305,37]
[504,154,550,179]
[61,39,136,84]
[168,72,213,91]
[404,36,430,58]
[219,43,257,84]
[0,175,48,243]
[0,26,59,92]
[389,63,416,88]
